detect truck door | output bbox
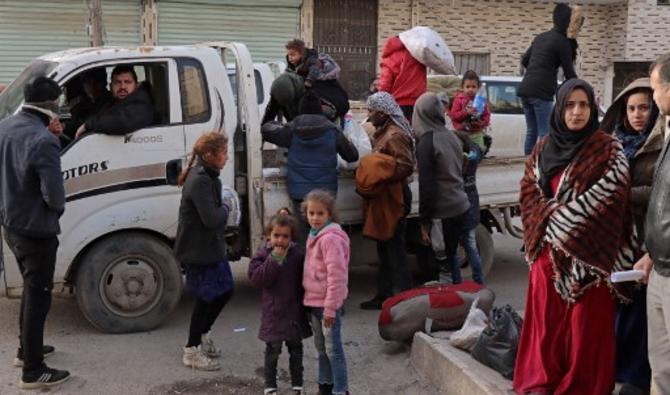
[49,59,186,285]
[206,42,265,257]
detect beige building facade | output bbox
[302,0,670,104]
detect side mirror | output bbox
[166,159,182,186]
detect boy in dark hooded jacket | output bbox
[261,91,359,242]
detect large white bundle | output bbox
[399,26,457,75]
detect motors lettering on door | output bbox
[62,161,109,180]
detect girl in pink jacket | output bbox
[301,189,350,395]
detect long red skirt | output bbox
[513,247,616,395]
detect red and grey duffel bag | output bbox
[378,281,495,341]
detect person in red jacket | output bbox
[378,35,427,122]
[449,70,490,151]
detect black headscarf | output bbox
[538,78,600,196]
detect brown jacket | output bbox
[356,153,404,241]
[367,120,415,183]
[602,78,664,238]
[629,117,664,236]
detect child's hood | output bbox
[382,36,405,58]
[310,222,349,244]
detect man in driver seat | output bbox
[75,65,154,138]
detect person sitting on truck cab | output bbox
[261,91,358,243]
[75,65,155,138]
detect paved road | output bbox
[0,234,527,394]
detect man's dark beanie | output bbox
[298,91,323,115]
[24,76,61,103]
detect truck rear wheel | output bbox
[458,224,494,278]
[75,232,182,333]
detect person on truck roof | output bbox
[378,34,427,122]
[74,65,155,138]
[518,3,584,155]
[261,91,359,243]
[0,76,72,389]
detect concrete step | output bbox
[411,331,515,395]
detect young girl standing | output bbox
[248,213,311,395]
[449,70,490,151]
[301,190,350,395]
[173,131,234,371]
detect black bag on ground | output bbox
[471,304,523,380]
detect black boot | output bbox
[318,383,334,395]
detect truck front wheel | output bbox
[75,232,183,333]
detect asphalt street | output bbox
[0,233,528,394]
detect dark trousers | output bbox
[616,286,651,390]
[291,199,309,246]
[375,185,412,298]
[186,291,233,347]
[264,339,304,389]
[440,214,466,284]
[4,230,58,374]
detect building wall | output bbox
[376,0,670,98]
[625,0,670,60]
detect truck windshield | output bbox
[0,60,58,120]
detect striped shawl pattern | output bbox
[520,131,636,302]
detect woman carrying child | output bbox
[302,190,351,395]
[248,212,312,395]
[173,131,234,371]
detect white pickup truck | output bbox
[0,42,524,333]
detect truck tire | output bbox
[458,224,494,278]
[75,232,183,333]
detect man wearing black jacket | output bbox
[75,65,154,138]
[518,3,582,155]
[0,77,71,389]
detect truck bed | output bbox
[261,155,526,225]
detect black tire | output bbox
[75,232,183,333]
[458,224,494,277]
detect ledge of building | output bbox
[411,331,515,395]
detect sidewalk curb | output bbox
[411,332,515,395]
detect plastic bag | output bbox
[398,26,457,75]
[338,112,372,170]
[449,298,489,352]
[221,184,241,227]
[315,53,341,81]
[471,305,523,379]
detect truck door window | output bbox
[226,69,264,105]
[177,58,210,124]
[487,82,524,114]
[59,62,169,142]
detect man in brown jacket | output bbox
[359,92,415,310]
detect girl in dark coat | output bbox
[249,213,311,395]
[174,131,233,371]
